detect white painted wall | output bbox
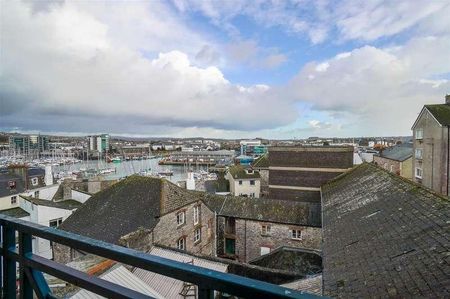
[71,190,91,203]
[226,173,261,198]
[19,197,77,259]
[0,184,59,211]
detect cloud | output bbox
[0,1,297,135]
[289,35,450,136]
[308,120,332,130]
[225,40,288,69]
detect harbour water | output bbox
[52,158,211,182]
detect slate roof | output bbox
[281,275,322,295]
[0,207,30,218]
[227,165,260,179]
[60,176,163,244]
[0,172,25,197]
[321,163,450,298]
[202,194,321,227]
[425,104,450,126]
[22,196,82,210]
[376,143,413,162]
[252,154,269,168]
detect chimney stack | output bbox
[446,94,450,105]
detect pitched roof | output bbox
[60,176,163,244]
[375,143,413,162]
[252,154,269,168]
[227,165,260,179]
[321,163,449,298]
[0,172,26,197]
[281,275,322,295]
[202,195,321,227]
[425,104,450,126]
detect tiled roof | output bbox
[376,143,413,162]
[202,195,321,227]
[0,207,30,218]
[228,165,260,179]
[281,275,323,295]
[60,176,163,244]
[321,163,449,298]
[425,104,450,126]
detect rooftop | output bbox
[228,165,261,179]
[321,163,449,298]
[425,104,450,126]
[0,207,30,218]
[22,196,82,210]
[252,154,269,168]
[375,143,413,162]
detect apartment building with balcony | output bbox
[411,95,450,196]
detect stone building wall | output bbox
[152,201,216,256]
[217,216,321,263]
[373,156,401,175]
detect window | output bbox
[238,180,242,185]
[11,196,17,205]
[49,218,63,228]
[260,246,271,256]
[194,228,201,243]
[250,192,255,198]
[34,190,39,198]
[415,167,423,179]
[176,211,185,226]
[291,229,302,240]
[415,128,423,140]
[247,169,254,174]
[177,237,186,250]
[261,225,271,236]
[415,148,423,159]
[250,180,255,185]
[390,165,394,173]
[225,217,236,234]
[8,180,16,190]
[225,238,235,255]
[193,206,200,225]
[31,177,38,186]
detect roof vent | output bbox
[446,94,450,105]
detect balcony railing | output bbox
[0,215,322,298]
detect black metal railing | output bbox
[0,215,322,298]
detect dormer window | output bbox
[8,180,16,190]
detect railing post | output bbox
[19,232,33,299]
[198,287,214,299]
[2,225,16,298]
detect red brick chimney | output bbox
[446,94,450,105]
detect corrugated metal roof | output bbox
[132,247,228,299]
[71,265,164,299]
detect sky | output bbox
[1,0,450,139]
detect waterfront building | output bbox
[9,134,49,155]
[88,134,110,153]
[373,143,413,179]
[268,146,353,202]
[225,165,261,198]
[411,95,450,196]
[240,139,268,157]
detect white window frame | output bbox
[193,205,200,225]
[261,225,271,236]
[291,229,303,240]
[176,211,185,226]
[11,196,17,205]
[194,228,201,243]
[415,128,423,140]
[415,167,423,179]
[49,218,63,228]
[415,148,423,159]
[177,237,186,250]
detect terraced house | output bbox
[54,176,321,266]
[412,95,450,196]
